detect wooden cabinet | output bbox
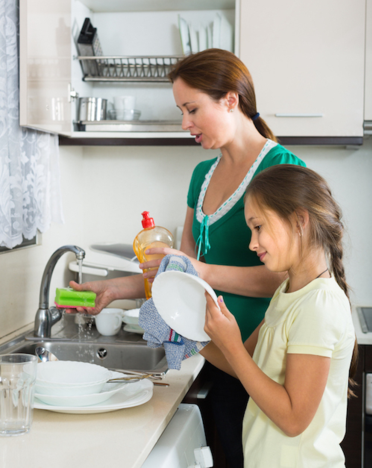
[239,0,365,141]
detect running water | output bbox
[78,258,83,285]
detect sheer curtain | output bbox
[0,0,64,249]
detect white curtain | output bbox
[0,0,64,249]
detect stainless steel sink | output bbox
[0,330,168,376]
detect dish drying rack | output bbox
[77,55,184,82]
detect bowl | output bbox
[36,361,112,396]
[152,271,220,342]
[122,308,140,326]
[116,109,141,121]
[35,382,124,406]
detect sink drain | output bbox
[96,348,107,359]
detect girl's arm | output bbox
[143,207,286,297]
[200,318,265,377]
[205,294,331,438]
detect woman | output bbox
[71,49,305,467]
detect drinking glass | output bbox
[0,354,37,436]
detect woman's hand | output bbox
[68,280,117,315]
[204,293,243,354]
[140,247,204,283]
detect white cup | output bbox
[95,308,123,336]
[114,95,136,110]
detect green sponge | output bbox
[54,288,96,308]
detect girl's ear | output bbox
[295,208,310,232]
[224,91,239,111]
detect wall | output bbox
[80,138,372,305]
[0,146,85,341]
[0,137,371,341]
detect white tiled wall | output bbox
[1,138,371,341]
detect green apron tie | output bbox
[196,215,211,260]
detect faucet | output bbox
[34,245,85,338]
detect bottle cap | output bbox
[141,211,155,228]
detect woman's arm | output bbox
[205,294,330,437]
[142,206,286,297]
[179,207,197,258]
[69,274,145,315]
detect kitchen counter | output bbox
[352,305,372,345]
[0,350,205,468]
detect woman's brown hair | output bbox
[168,48,277,142]
[245,164,358,398]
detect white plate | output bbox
[207,24,213,50]
[220,14,233,52]
[124,324,144,335]
[189,24,198,53]
[198,27,207,51]
[34,378,153,414]
[35,373,132,407]
[213,13,221,48]
[152,271,220,342]
[178,15,191,55]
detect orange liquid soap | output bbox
[133,211,174,299]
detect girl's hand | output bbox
[140,247,202,283]
[204,293,243,353]
[68,280,116,315]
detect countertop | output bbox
[352,305,372,345]
[0,352,205,468]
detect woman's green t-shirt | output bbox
[187,143,306,341]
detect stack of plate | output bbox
[178,13,234,55]
[34,361,153,414]
[122,308,144,335]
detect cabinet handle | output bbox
[197,381,214,399]
[275,113,324,118]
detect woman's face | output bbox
[172,78,235,150]
[245,196,299,273]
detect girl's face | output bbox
[172,78,235,149]
[245,196,299,273]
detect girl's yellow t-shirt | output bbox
[243,277,355,468]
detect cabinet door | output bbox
[366,0,372,122]
[20,0,72,136]
[239,0,365,137]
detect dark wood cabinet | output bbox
[341,345,364,468]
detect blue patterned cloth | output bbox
[138,255,209,370]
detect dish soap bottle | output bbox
[133,211,174,299]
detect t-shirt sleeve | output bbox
[255,147,306,178]
[286,290,346,358]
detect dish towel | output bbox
[138,255,210,370]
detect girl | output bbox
[203,164,357,467]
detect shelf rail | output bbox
[77,55,184,82]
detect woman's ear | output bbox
[224,91,239,111]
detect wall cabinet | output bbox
[239,0,365,142]
[21,0,366,145]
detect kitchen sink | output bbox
[0,333,168,376]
